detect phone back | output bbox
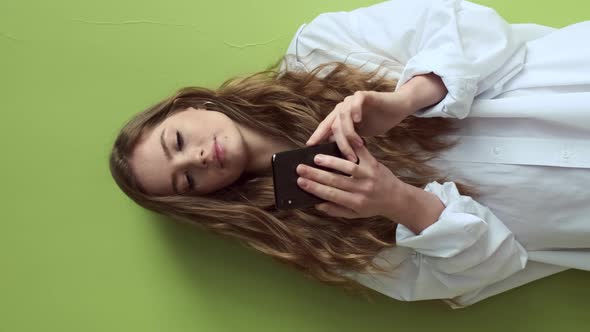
[272,142,346,210]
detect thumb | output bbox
[351,138,372,163]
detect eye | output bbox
[185,173,195,191]
[176,130,184,151]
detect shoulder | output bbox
[284,7,360,59]
[285,23,307,57]
[285,0,440,56]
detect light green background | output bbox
[1,0,589,331]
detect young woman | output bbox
[110,0,590,308]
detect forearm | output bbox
[380,74,448,232]
[385,182,446,235]
[396,73,448,116]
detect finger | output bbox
[351,140,376,165]
[315,202,358,219]
[332,116,357,163]
[307,111,336,146]
[297,176,358,208]
[296,164,357,192]
[340,108,364,149]
[352,91,364,123]
[312,153,370,179]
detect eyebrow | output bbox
[160,128,179,194]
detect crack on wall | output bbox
[0,32,19,41]
[223,34,286,49]
[69,19,288,49]
[71,18,204,32]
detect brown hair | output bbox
[109,56,479,297]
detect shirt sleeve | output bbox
[345,181,528,308]
[292,0,527,119]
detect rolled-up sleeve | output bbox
[291,0,527,119]
[345,181,528,307]
[390,0,523,119]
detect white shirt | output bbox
[282,0,590,308]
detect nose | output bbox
[174,146,208,169]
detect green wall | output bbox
[1,0,589,331]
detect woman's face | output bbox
[130,107,249,196]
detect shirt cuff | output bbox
[395,181,488,257]
[394,51,479,119]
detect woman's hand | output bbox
[306,90,413,162]
[296,141,407,219]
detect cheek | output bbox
[229,130,247,161]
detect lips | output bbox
[213,137,224,168]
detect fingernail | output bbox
[297,177,307,188]
[296,164,305,174]
[355,138,364,147]
[314,155,323,163]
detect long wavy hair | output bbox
[109,56,479,297]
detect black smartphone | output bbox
[272,142,355,210]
